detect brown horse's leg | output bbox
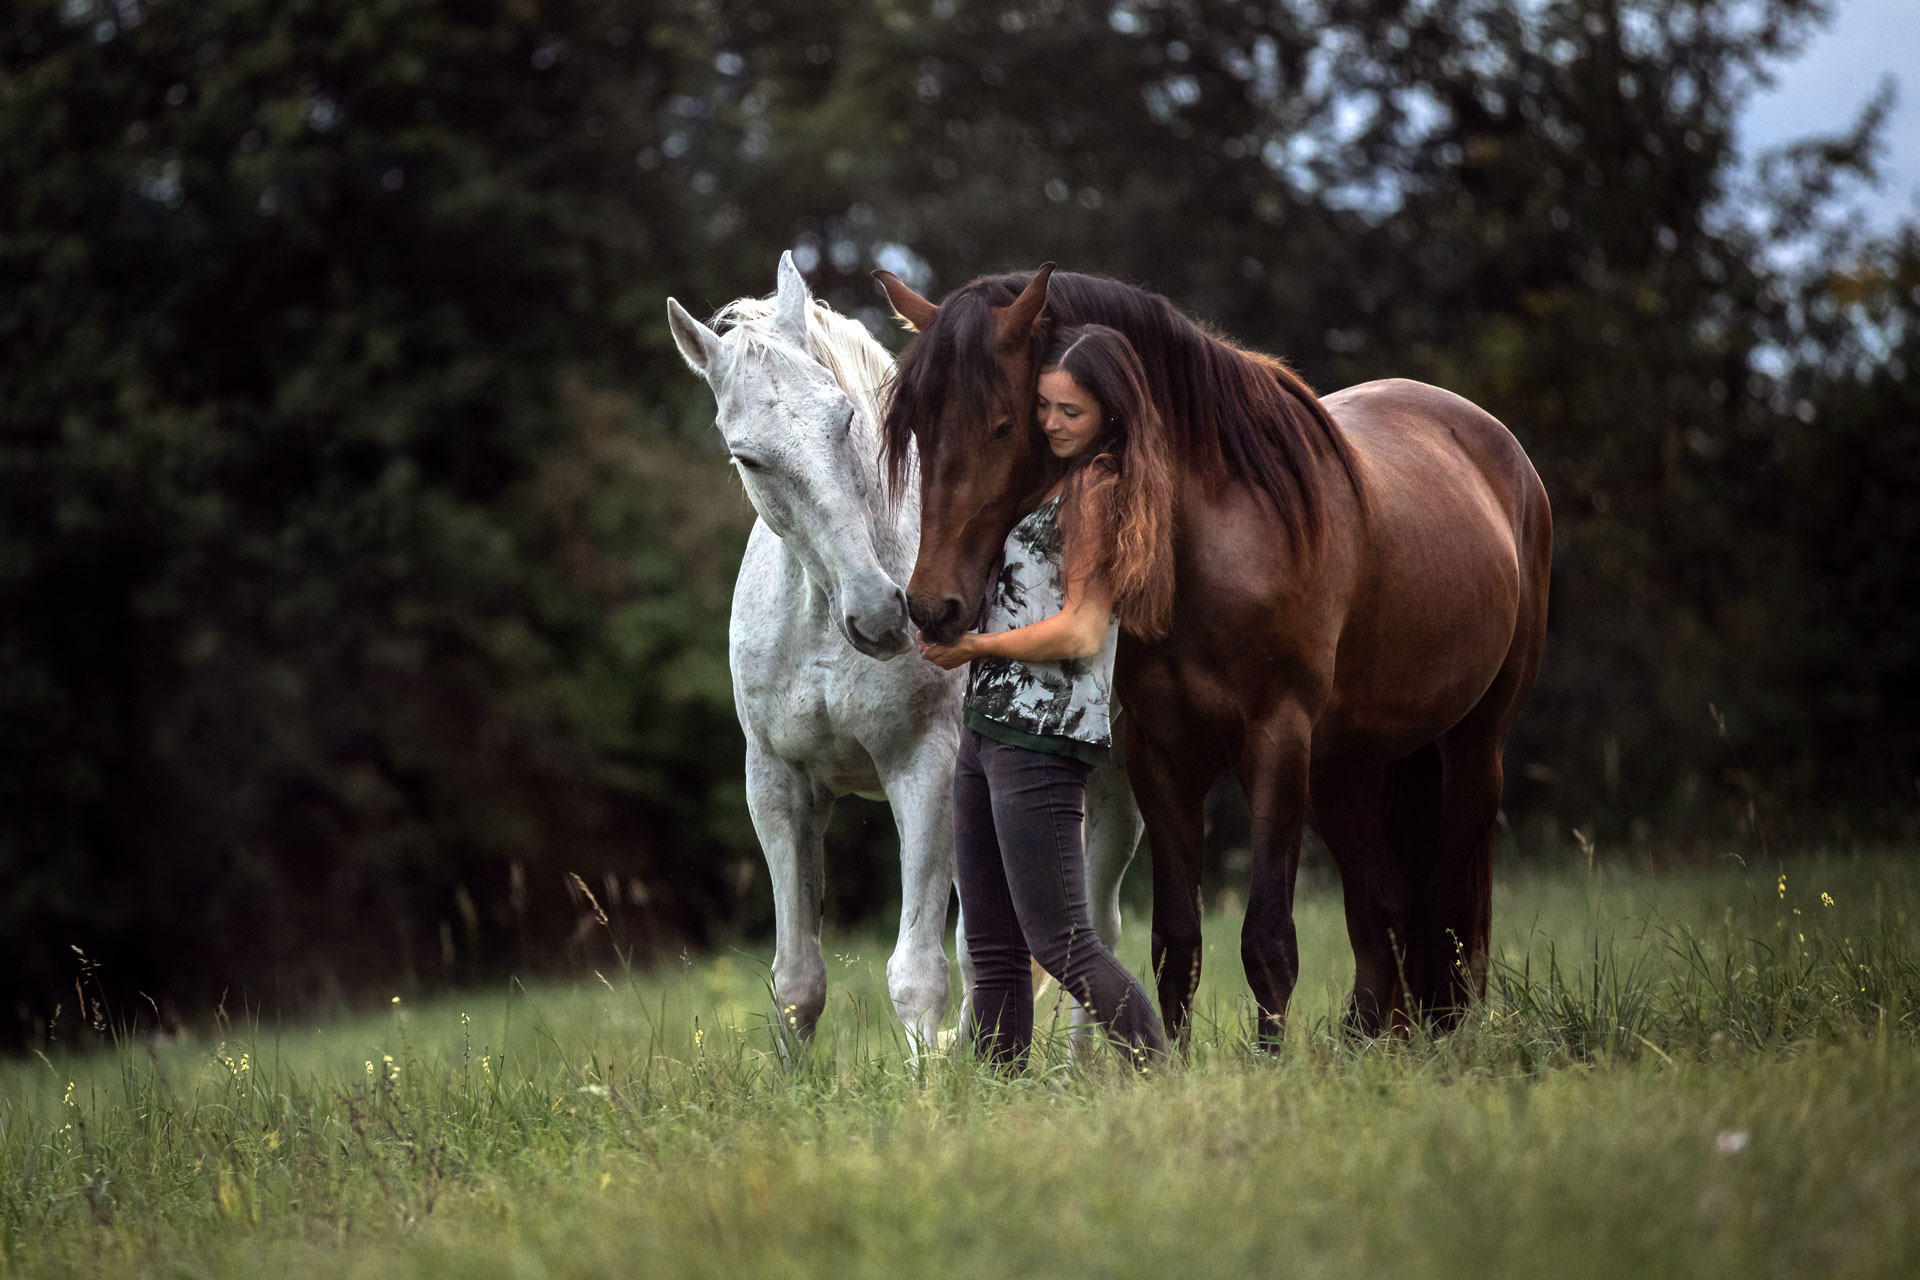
[1127,724,1209,1051]
[1235,706,1312,1051]
[1407,724,1503,1029]
[1311,760,1416,1037]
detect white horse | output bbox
[667,252,1143,1051]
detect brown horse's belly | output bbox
[1314,579,1517,762]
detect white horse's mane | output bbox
[709,295,894,410]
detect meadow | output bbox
[4,850,1918,1278]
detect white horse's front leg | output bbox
[878,735,959,1056]
[1072,762,1146,1048]
[745,744,832,1044]
[952,897,975,1051]
[1086,763,1144,946]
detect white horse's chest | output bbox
[730,525,955,796]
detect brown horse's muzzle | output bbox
[909,509,1015,644]
[907,590,972,646]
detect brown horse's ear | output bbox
[994,262,1055,352]
[872,270,939,332]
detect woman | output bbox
[918,323,1175,1068]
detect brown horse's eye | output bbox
[990,420,1014,441]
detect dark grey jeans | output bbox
[954,728,1167,1068]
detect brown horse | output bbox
[876,264,1551,1044]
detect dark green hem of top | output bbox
[964,705,1113,769]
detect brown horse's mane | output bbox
[881,270,1361,544]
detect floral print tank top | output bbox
[963,496,1120,765]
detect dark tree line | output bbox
[2,0,1914,1039]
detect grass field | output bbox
[5,851,1919,1277]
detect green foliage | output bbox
[0,1,758,1029]
[4,857,1920,1276]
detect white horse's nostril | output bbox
[848,613,897,649]
[845,607,912,658]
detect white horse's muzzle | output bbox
[841,579,913,660]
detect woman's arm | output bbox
[917,536,1114,670]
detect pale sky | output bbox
[1741,0,1920,229]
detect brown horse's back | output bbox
[1315,378,1552,764]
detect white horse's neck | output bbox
[714,298,918,583]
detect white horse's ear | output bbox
[773,250,811,346]
[667,297,724,377]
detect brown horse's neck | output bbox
[1158,404,1364,573]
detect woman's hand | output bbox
[917,632,981,670]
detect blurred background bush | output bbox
[2,0,1914,1040]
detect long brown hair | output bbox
[1044,325,1176,640]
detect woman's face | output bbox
[1035,368,1104,459]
